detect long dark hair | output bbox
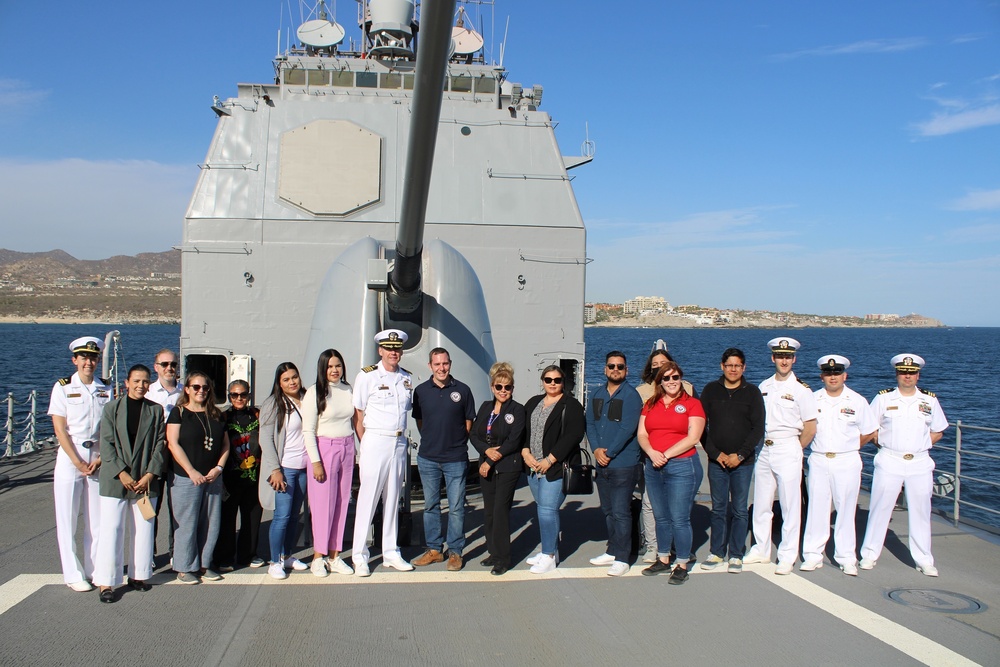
[315,349,349,414]
[645,362,683,410]
[641,350,674,384]
[270,362,305,425]
[176,373,223,420]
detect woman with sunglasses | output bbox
[637,362,705,585]
[167,373,229,584]
[521,365,585,574]
[214,380,264,571]
[471,362,525,576]
[301,349,356,577]
[259,363,309,580]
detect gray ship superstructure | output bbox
[181,0,591,427]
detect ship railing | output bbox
[2,391,51,458]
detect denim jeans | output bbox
[527,473,566,556]
[707,460,752,559]
[269,466,307,563]
[170,473,224,573]
[417,456,467,554]
[644,455,702,562]
[595,464,639,562]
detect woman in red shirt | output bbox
[637,362,705,584]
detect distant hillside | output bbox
[0,248,180,281]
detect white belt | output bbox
[878,448,928,461]
[366,429,404,437]
[763,436,799,446]
[810,451,859,459]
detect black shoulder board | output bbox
[798,379,810,389]
[919,388,936,397]
[878,388,892,395]
[362,365,378,372]
[58,376,72,386]
[399,366,410,375]
[100,378,111,385]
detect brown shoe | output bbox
[447,551,463,571]
[412,549,445,567]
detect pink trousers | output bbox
[308,435,356,554]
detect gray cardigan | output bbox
[257,394,299,511]
[98,397,167,499]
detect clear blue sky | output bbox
[1,1,998,325]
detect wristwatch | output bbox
[737,454,745,462]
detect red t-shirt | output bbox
[641,393,704,457]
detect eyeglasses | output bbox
[660,374,682,382]
[188,384,209,392]
[606,363,625,370]
[157,361,178,368]
[542,376,563,384]
[493,384,513,392]
[229,391,248,399]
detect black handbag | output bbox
[562,446,594,495]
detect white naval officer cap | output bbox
[891,353,925,372]
[375,329,408,349]
[70,336,104,355]
[767,337,800,356]
[817,354,850,373]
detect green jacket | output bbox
[98,397,167,499]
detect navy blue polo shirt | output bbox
[411,376,476,463]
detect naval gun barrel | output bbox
[388,0,457,314]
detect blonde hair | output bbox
[489,361,514,384]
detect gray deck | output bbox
[1,448,998,666]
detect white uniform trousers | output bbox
[351,433,408,565]
[53,452,101,584]
[802,452,862,567]
[94,496,155,587]
[747,437,803,565]
[860,450,934,568]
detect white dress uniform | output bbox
[802,379,876,570]
[860,360,947,571]
[350,360,413,566]
[48,370,111,585]
[747,370,818,566]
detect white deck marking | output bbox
[0,567,983,666]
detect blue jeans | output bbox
[644,455,702,562]
[595,464,639,562]
[269,466,307,563]
[170,473,223,573]
[707,461,753,559]
[527,473,566,556]
[417,456,467,554]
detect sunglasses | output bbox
[493,384,513,392]
[229,391,249,399]
[660,374,682,382]
[542,376,563,384]
[897,370,919,376]
[157,361,178,368]
[606,363,625,370]
[188,384,210,392]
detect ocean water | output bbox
[3,323,998,527]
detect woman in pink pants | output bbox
[302,349,358,576]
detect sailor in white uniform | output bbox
[744,337,818,574]
[350,329,415,576]
[47,336,112,591]
[860,354,948,576]
[800,355,876,576]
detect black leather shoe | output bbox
[128,579,152,592]
[490,564,509,576]
[99,588,116,603]
[480,556,496,567]
[642,560,671,576]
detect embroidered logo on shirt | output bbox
[674,405,687,414]
[505,413,515,424]
[450,391,461,403]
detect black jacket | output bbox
[470,399,526,473]
[523,393,586,481]
[700,376,765,465]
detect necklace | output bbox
[194,410,214,450]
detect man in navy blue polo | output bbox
[411,348,476,571]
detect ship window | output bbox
[403,74,415,90]
[332,71,353,87]
[284,68,306,86]
[380,73,402,89]
[308,70,328,86]
[451,75,472,93]
[356,71,378,88]
[475,76,495,94]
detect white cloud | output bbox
[0,158,192,259]
[914,104,1000,136]
[948,188,1000,211]
[0,78,49,113]
[771,37,927,61]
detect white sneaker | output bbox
[526,551,543,566]
[589,553,615,566]
[284,557,308,572]
[775,561,794,575]
[727,558,743,574]
[383,554,414,572]
[742,551,769,565]
[249,557,266,568]
[841,562,859,576]
[916,564,939,577]
[700,554,725,570]
[327,556,354,575]
[530,553,557,574]
[268,563,288,580]
[607,561,630,577]
[799,559,823,572]
[68,581,94,592]
[311,558,329,577]
[354,561,371,577]
[859,558,876,570]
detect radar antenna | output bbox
[367,0,416,59]
[297,0,346,52]
[582,122,596,158]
